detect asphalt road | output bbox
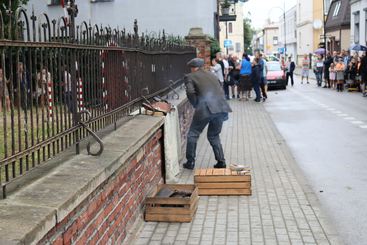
[264,77,367,245]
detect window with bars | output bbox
[48,0,61,5]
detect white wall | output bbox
[279,5,297,59]
[350,0,367,46]
[26,0,217,37]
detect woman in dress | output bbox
[329,63,336,90]
[335,58,345,92]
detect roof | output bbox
[325,0,350,31]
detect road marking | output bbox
[351,121,364,125]
[359,125,367,129]
[344,117,356,120]
[339,114,348,117]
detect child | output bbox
[335,58,345,92]
[329,63,336,90]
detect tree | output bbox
[243,18,255,55]
[209,36,221,59]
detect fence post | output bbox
[66,0,80,154]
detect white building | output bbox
[278,6,297,60]
[350,0,367,46]
[262,21,280,56]
[26,0,218,37]
[219,2,245,57]
[296,0,314,64]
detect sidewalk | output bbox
[130,100,341,245]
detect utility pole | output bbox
[283,0,287,58]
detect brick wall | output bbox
[38,130,164,245]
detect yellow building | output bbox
[296,0,325,64]
[219,2,244,58]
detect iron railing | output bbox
[0,2,196,197]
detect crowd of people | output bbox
[300,50,367,96]
[210,52,268,103]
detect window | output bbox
[333,1,341,17]
[48,0,61,5]
[235,42,241,53]
[273,36,278,46]
[228,23,233,34]
[355,11,360,44]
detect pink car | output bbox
[266,61,286,90]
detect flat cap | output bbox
[187,58,204,68]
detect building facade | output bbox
[296,0,324,63]
[26,0,218,37]
[262,21,280,56]
[350,0,367,47]
[219,2,245,57]
[325,0,351,52]
[278,6,298,60]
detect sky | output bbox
[242,0,297,29]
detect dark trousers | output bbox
[315,72,323,86]
[223,82,230,99]
[186,113,226,164]
[252,80,261,100]
[286,72,294,86]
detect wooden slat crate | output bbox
[194,168,251,196]
[145,184,199,223]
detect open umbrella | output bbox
[314,48,326,55]
[350,44,367,51]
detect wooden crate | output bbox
[145,184,199,222]
[194,168,251,196]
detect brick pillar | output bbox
[185,28,211,70]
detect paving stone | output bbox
[131,100,340,245]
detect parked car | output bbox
[265,55,280,62]
[266,61,286,90]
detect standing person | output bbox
[280,56,286,71]
[335,58,345,92]
[238,53,252,101]
[301,54,310,84]
[210,58,224,85]
[329,63,336,90]
[17,62,31,110]
[285,57,295,86]
[251,57,262,102]
[360,52,367,96]
[227,55,240,99]
[63,66,74,113]
[314,55,324,87]
[347,57,358,90]
[222,55,230,98]
[0,67,11,112]
[183,58,232,170]
[323,52,334,88]
[259,53,268,101]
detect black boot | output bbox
[183,161,195,170]
[214,162,226,169]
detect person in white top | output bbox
[211,58,224,84]
[223,55,229,81]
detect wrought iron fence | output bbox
[0,2,196,197]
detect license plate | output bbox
[268,80,277,84]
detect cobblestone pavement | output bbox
[131,100,342,245]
